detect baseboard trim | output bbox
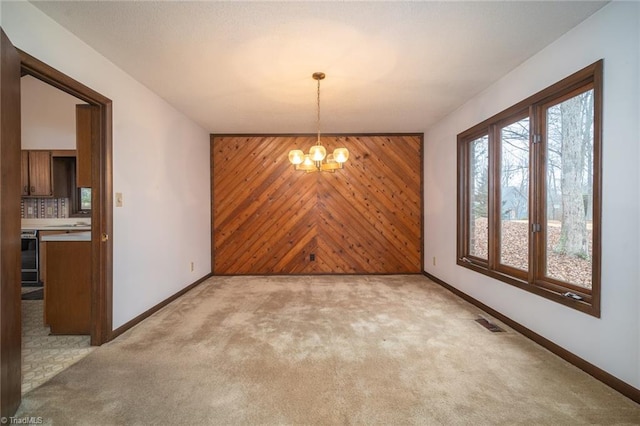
[109,273,213,340]
[423,271,640,404]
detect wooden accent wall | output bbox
[211,134,423,274]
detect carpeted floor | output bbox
[16,275,640,424]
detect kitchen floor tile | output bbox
[21,300,95,395]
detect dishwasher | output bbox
[21,230,39,285]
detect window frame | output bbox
[67,162,92,217]
[457,60,602,317]
[75,187,92,215]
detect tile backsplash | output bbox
[21,198,69,218]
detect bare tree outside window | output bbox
[545,89,594,288]
[500,117,530,271]
[469,135,489,259]
[499,118,530,271]
[457,60,601,316]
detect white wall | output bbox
[424,2,640,389]
[2,2,212,329]
[21,75,84,150]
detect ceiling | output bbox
[31,1,607,134]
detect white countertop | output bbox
[40,230,92,242]
[21,218,91,231]
[33,225,92,231]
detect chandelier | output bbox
[288,72,349,173]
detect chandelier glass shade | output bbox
[288,72,349,173]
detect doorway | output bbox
[19,48,113,345]
[20,75,96,393]
[0,31,113,417]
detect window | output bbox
[79,187,92,212]
[457,60,602,316]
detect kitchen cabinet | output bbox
[75,105,93,188]
[38,230,68,290]
[43,237,91,335]
[52,156,74,199]
[21,150,53,197]
[39,229,91,329]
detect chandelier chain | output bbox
[317,77,321,144]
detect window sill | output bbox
[457,259,600,318]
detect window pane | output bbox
[80,187,92,210]
[545,89,593,289]
[469,135,489,259]
[499,117,529,271]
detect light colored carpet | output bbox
[16,275,640,424]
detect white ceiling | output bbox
[31,1,607,134]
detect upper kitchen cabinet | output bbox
[21,150,53,197]
[75,105,94,188]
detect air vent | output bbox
[475,317,505,333]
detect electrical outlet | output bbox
[190,261,194,272]
[310,253,316,261]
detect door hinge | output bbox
[531,223,541,233]
[533,134,541,144]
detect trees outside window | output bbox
[544,89,594,288]
[457,60,602,316]
[469,135,489,260]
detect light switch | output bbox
[115,192,123,207]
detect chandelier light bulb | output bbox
[288,149,304,165]
[333,148,349,164]
[309,144,327,162]
[296,154,316,172]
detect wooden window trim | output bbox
[457,60,602,317]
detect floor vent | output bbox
[475,317,505,333]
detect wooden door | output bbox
[0,28,23,418]
[27,151,53,196]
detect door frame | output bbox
[19,49,114,345]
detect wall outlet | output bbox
[310,253,315,262]
[432,256,436,266]
[190,261,194,272]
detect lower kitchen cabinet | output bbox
[45,240,91,334]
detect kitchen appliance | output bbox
[21,229,39,285]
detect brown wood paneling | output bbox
[212,134,422,274]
